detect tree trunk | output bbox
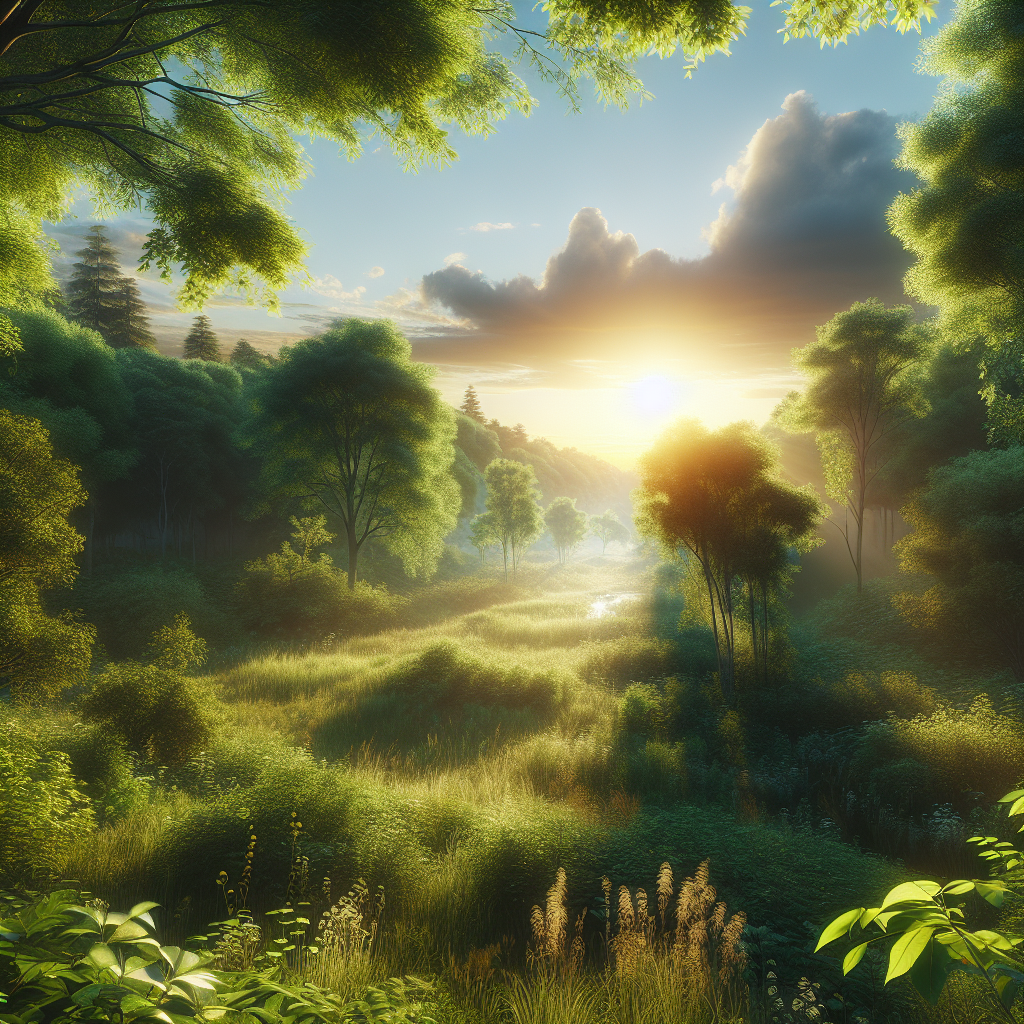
[346,523,359,589]
[84,496,95,576]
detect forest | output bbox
[1,0,1023,1022]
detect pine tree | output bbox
[229,338,270,370]
[64,225,123,341]
[182,315,222,361]
[460,385,484,422]
[106,277,157,350]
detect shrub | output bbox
[829,670,939,725]
[237,517,404,641]
[886,697,1024,800]
[0,716,95,884]
[619,683,663,736]
[75,563,218,660]
[83,660,214,765]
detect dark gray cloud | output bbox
[414,92,919,377]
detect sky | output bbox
[46,2,951,467]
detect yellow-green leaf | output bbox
[816,909,863,951]
[886,927,936,983]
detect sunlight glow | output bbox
[628,375,687,418]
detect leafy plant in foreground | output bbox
[817,789,1024,1018]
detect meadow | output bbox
[5,547,1022,1024]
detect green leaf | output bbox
[86,942,120,973]
[816,909,863,951]
[886,926,937,983]
[907,939,954,1005]
[940,881,975,896]
[881,881,941,909]
[975,882,1006,907]
[843,942,869,974]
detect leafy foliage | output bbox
[483,459,543,579]
[589,509,630,554]
[0,409,94,701]
[543,497,588,565]
[182,314,223,362]
[246,320,459,588]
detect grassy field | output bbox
[16,554,931,1023]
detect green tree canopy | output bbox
[635,418,822,700]
[182,314,222,361]
[888,0,1023,445]
[469,511,498,564]
[484,458,543,580]
[246,319,460,587]
[229,338,271,371]
[544,495,588,565]
[0,0,936,315]
[589,508,630,554]
[0,409,95,701]
[776,299,932,591]
[895,446,1024,682]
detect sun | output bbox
[628,374,686,419]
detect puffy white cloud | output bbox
[365,265,385,278]
[466,221,514,232]
[310,275,367,301]
[443,252,468,267]
[416,92,919,379]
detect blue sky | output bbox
[48,2,951,465]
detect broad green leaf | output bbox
[816,909,863,951]
[86,942,120,972]
[886,926,937,983]
[940,881,975,896]
[843,942,869,974]
[997,790,1024,804]
[881,881,941,909]
[126,962,168,990]
[907,939,955,1005]
[975,882,1006,907]
[109,922,152,943]
[128,903,160,920]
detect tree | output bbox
[229,338,271,371]
[106,276,157,350]
[894,446,1023,682]
[635,419,821,701]
[182,314,222,361]
[544,496,588,565]
[460,385,484,422]
[0,409,95,702]
[112,349,244,559]
[63,225,123,340]
[0,306,137,570]
[776,300,931,592]
[469,512,498,564]
[484,458,543,580]
[0,2,935,316]
[590,509,630,554]
[888,0,1024,446]
[246,319,460,588]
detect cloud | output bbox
[415,92,919,380]
[365,266,385,278]
[444,252,468,267]
[310,275,367,301]
[466,222,514,232]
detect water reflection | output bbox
[587,593,641,619]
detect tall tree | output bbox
[64,225,123,340]
[469,511,498,564]
[776,299,931,592]
[544,496,588,565]
[0,409,95,702]
[484,458,543,580]
[106,276,157,350]
[895,447,1023,682]
[888,0,1024,446]
[182,315,222,361]
[230,338,271,371]
[590,509,630,554]
[635,419,821,701]
[460,385,485,423]
[247,319,460,588]
[0,3,934,315]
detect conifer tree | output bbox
[182,315,222,361]
[64,226,123,341]
[106,277,157,350]
[229,338,270,371]
[460,385,484,422]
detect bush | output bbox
[237,517,404,641]
[74,563,219,660]
[829,670,939,726]
[0,716,95,884]
[83,660,214,766]
[619,682,663,735]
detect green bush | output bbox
[74,563,221,660]
[237,517,404,641]
[619,682,662,735]
[579,635,674,687]
[83,660,215,766]
[0,716,95,884]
